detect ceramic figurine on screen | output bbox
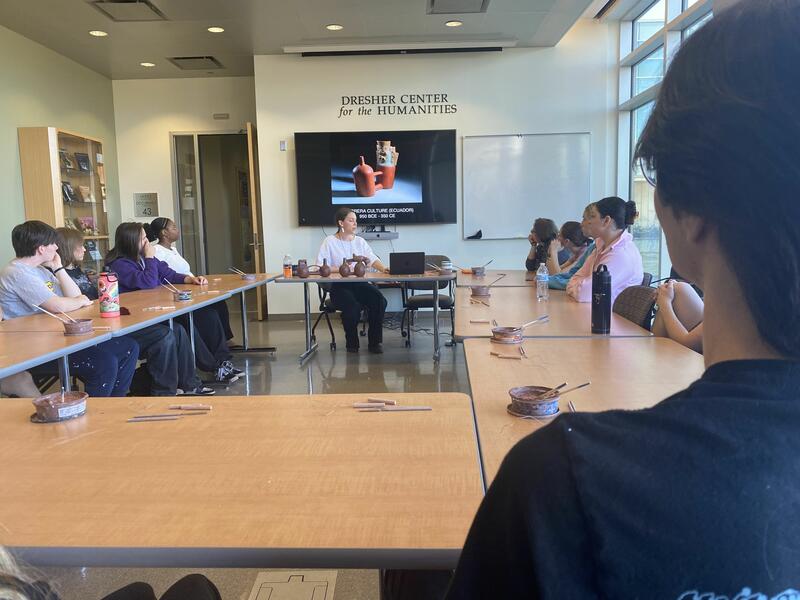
[376,140,398,189]
[352,156,383,197]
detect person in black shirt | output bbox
[447,2,800,598]
[524,218,559,273]
[55,227,98,299]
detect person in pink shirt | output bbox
[566,196,643,303]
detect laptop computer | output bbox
[390,252,426,275]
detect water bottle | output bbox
[282,254,292,278]
[591,264,612,334]
[97,271,120,318]
[536,263,549,301]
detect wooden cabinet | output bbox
[18,127,110,274]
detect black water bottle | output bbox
[591,264,611,334]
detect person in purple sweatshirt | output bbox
[105,223,241,384]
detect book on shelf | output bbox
[74,152,91,172]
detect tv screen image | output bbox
[295,129,456,226]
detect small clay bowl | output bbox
[471,285,491,298]
[63,318,93,336]
[173,290,193,302]
[507,385,560,418]
[491,326,523,344]
[31,391,88,423]
[471,266,486,277]
[241,273,256,281]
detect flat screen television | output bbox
[295,129,457,226]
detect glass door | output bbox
[172,135,206,274]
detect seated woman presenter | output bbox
[565,196,643,303]
[548,214,596,289]
[317,207,389,354]
[652,278,704,353]
[524,218,559,273]
[148,217,235,344]
[106,223,240,384]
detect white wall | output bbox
[254,19,619,314]
[0,25,119,266]
[112,77,256,224]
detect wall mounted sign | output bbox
[338,93,457,118]
[133,192,158,217]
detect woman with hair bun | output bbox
[565,196,643,303]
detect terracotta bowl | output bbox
[471,266,486,277]
[507,385,560,418]
[173,290,193,302]
[241,273,256,281]
[31,391,88,423]
[63,318,93,336]
[490,326,523,344]
[471,285,491,298]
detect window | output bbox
[683,11,712,39]
[633,0,666,49]
[684,0,700,8]
[629,103,660,277]
[632,47,664,96]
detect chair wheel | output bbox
[311,335,316,343]
[330,342,336,350]
[401,331,407,337]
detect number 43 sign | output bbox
[134,192,158,218]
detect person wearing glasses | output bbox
[446,2,800,598]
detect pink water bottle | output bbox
[97,271,120,318]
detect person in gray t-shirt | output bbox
[0,221,137,397]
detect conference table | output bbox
[0,273,280,387]
[456,269,535,288]
[463,337,705,483]
[276,271,456,363]
[1,392,483,569]
[454,287,652,339]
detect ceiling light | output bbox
[140,62,156,67]
[445,20,463,27]
[326,24,344,31]
[89,30,108,37]
[207,26,225,33]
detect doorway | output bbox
[171,127,268,319]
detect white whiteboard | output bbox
[463,133,591,240]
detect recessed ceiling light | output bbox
[207,26,225,33]
[140,62,156,67]
[445,20,463,27]
[89,30,108,37]
[326,24,344,31]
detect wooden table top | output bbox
[456,269,534,287]
[275,271,455,284]
[464,337,705,483]
[200,272,281,293]
[1,393,483,568]
[454,287,651,339]
[0,330,112,377]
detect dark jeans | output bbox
[33,337,139,397]
[126,324,201,395]
[101,574,221,600]
[329,282,387,348]
[176,306,232,372]
[211,299,234,340]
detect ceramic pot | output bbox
[379,165,396,189]
[339,258,352,277]
[352,156,383,197]
[319,258,331,278]
[353,258,366,277]
[296,259,310,279]
[63,318,93,336]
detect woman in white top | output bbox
[318,207,389,353]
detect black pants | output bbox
[176,306,232,372]
[101,574,221,600]
[329,282,387,348]
[126,324,201,395]
[211,299,234,340]
[32,337,139,397]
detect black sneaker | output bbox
[222,360,243,376]
[178,386,216,396]
[368,344,384,354]
[215,364,240,384]
[346,346,359,353]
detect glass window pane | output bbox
[630,102,661,278]
[633,0,665,49]
[684,0,700,8]
[683,12,712,39]
[632,47,664,96]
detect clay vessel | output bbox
[379,165,396,189]
[353,257,366,277]
[339,257,352,277]
[318,258,331,278]
[296,259,310,279]
[352,156,383,197]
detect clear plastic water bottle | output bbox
[282,254,292,278]
[536,263,549,301]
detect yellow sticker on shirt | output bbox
[45,281,54,291]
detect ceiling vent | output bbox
[91,0,166,21]
[168,56,225,70]
[427,0,490,14]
